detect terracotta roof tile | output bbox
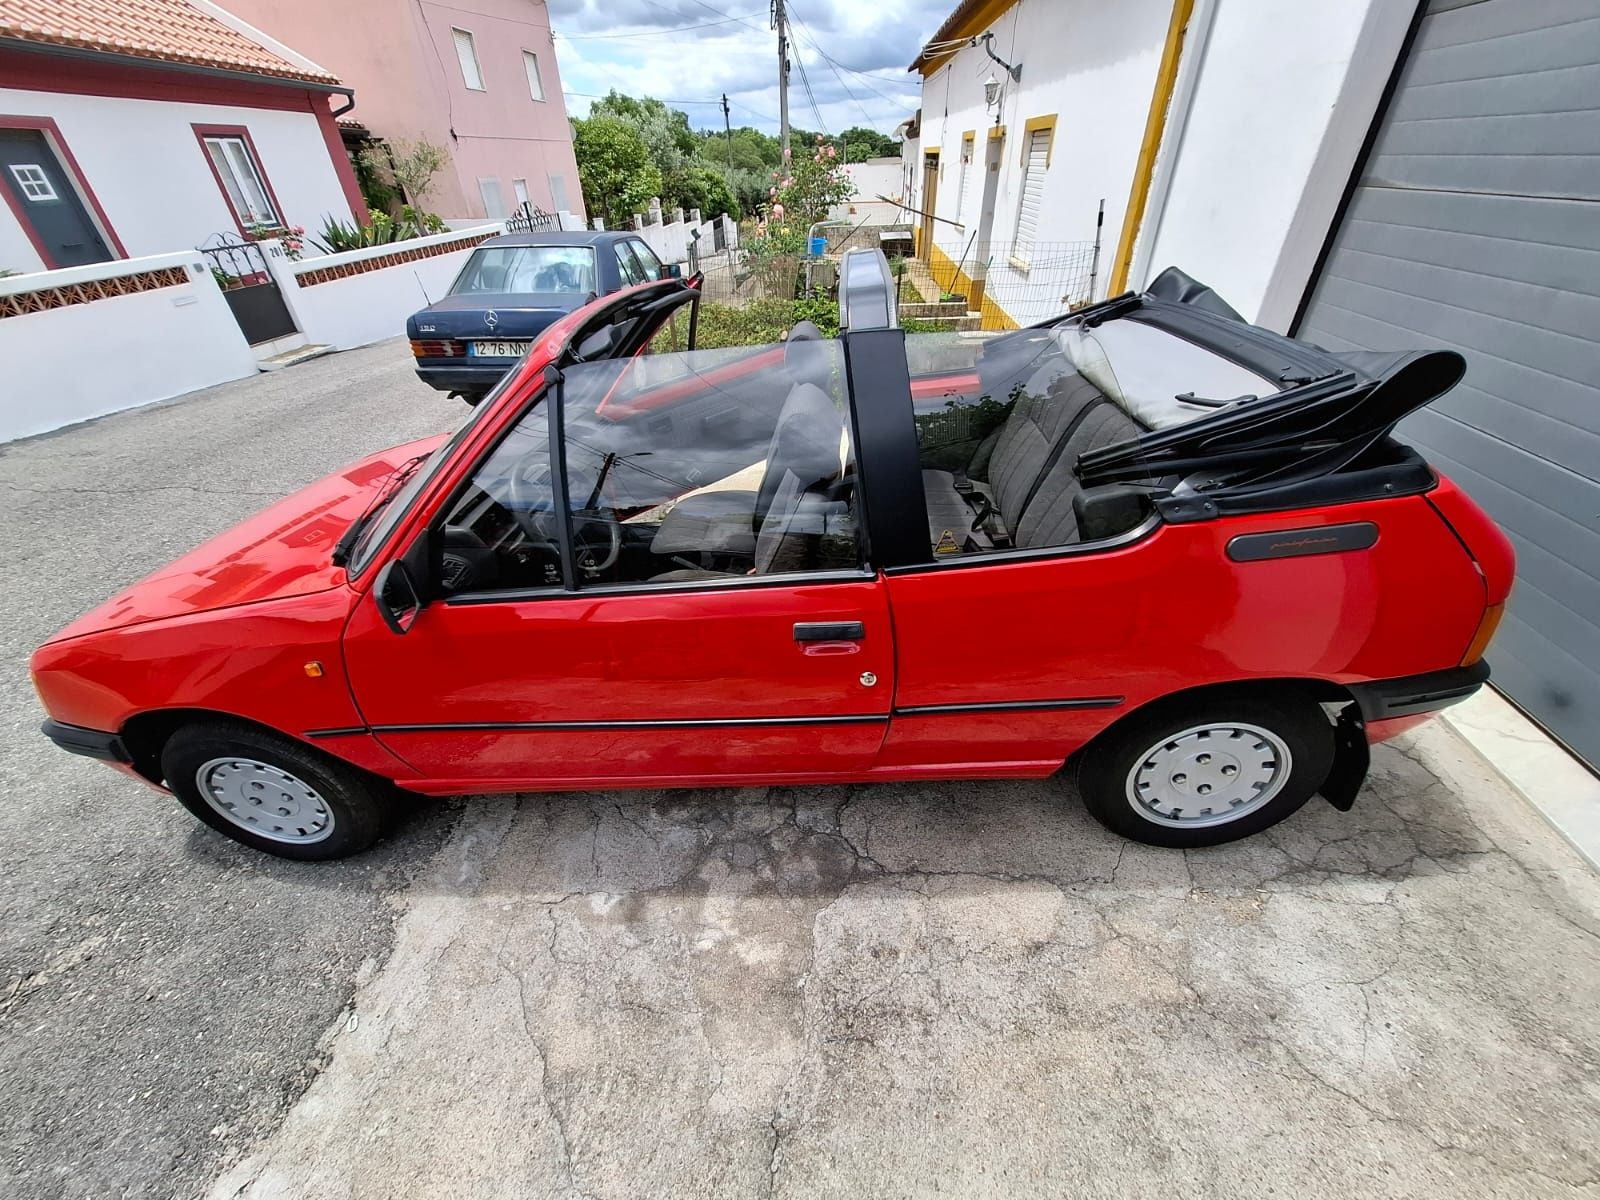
[0,0,341,85]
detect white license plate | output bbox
[469,340,531,358]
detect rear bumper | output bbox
[414,363,515,394]
[42,719,130,762]
[1348,660,1490,723]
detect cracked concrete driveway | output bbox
[2,341,1598,1199]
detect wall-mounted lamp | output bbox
[983,73,1001,108]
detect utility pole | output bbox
[772,0,790,164]
[721,93,733,182]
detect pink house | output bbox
[221,0,584,222]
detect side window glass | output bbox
[558,337,860,587]
[631,239,664,281]
[904,329,1150,559]
[436,398,567,594]
[614,244,644,286]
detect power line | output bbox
[785,4,874,126]
[786,7,922,112]
[554,14,753,40]
[789,39,829,135]
[563,89,779,125]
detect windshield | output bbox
[346,370,521,574]
[450,246,597,296]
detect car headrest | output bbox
[784,333,833,394]
[787,320,823,342]
[756,383,842,520]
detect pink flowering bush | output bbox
[245,224,307,260]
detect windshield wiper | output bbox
[331,455,426,567]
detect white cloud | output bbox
[547,0,949,134]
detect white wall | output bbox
[0,253,258,443]
[0,87,356,266]
[282,226,501,350]
[915,0,1171,322]
[1135,0,1406,327]
[833,157,904,222]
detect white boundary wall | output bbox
[0,252,258,443]
[275,225,501,351]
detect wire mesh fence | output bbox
[694,252,806,306]
[941,239,1103,321]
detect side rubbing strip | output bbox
[306,727,369,739]
[1226,522,1377,563]
[363,715,888,733]
[893,697,1123,717]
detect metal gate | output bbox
[199,235,297,346]
[1295,0,1600,768]
[504,202,558,233]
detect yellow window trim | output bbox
[987,124,1007,142]
[1020,114,1058,167]
[1111,0,1196,294]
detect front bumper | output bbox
[1348,660,1490,722]
[42,719,130,762]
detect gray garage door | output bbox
[1297,0,1600,769]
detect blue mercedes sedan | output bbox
[407,230,677,404]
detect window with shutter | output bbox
[1012,127,1051,268]
[452,28,485,91]
[523,50,544,101]
[955,133,974,225]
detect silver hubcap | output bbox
[195,757,334,845]
[1126,722,1292,829]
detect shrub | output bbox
[693,298,938,349]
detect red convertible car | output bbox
[31,270,1513,860]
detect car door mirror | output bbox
[374,560,425,635]
[663,263,682,280]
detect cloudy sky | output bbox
[546,0,952,137]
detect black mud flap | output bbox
[1320,705,1370,812]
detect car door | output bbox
[342,329,891,790]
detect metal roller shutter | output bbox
[1297,0,1600,768]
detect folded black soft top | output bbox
[1048,268,1466,520]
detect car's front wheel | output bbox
[1072,690,1335,848]
[160,721,391,860]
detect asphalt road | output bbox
[2,341,1598,1199]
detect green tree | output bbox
[572,116,663,230]
[665,163,739,220]
[837,126,900,162]
[590,91,696,176]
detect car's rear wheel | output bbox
[1072,690,1335,848]
[160,721,390,860]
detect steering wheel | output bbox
[504,457,622,575]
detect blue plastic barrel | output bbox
[809,235,827,257]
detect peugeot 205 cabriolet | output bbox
[32,269,1513,860]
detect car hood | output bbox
[43,434,450,644]
[407,293,587,339]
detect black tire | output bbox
[1072,689,1335,848]
[160,721,391,861]
[455,391,485,407]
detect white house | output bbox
[0,0,364,275]
[908,0,1600,777]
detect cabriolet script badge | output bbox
[484,309,499,331]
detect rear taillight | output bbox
[410,338,466,358]
[1462,602,1505,666]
